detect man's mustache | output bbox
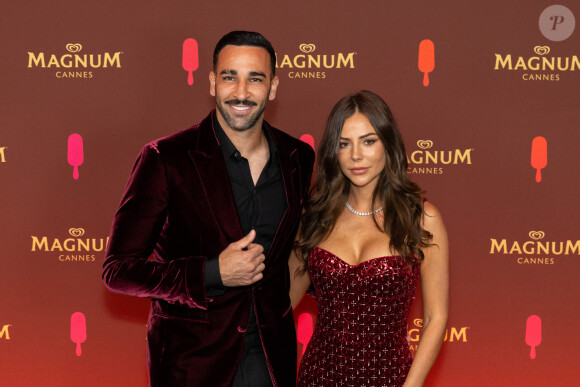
[225,99,257,106]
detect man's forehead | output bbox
[217,45,271,66]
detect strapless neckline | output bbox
[312,246,401,267]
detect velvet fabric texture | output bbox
[103,111,315,387]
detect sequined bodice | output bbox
[297,247,419,387]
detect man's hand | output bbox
[219,230,265,287]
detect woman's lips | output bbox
[350,167,368,175]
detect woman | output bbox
[290,90,449,386]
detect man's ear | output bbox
[209,71,216,97]
[268,75,279,101]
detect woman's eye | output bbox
[364,139,376,145]
[339,142,349,148]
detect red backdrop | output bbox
[1,1,579,386]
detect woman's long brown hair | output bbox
[295,90,433,269]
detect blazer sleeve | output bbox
[300,142,316,200]
[102,143,208,310]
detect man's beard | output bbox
[216,97,268,132]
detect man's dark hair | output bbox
[213,31,276,77]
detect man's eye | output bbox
[249,78,263,82]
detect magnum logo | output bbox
[71,312,87,356]
[531,136,547,183]
[27,43,123,79]
[300,134,315,150]
[67,134,84,180]
[408,319,468,351]
[418,39,435,87]
[407,140,473,175]
[182,38,199,86]
[0,324,11,340]
[276,43,356,79]
[490,231,580,265]
[31,227,109,262]
[494,46,579,81]
[297,312,314,355]
[525,315,542,360]
[0,146,6,163]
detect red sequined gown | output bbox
[297,247,420,386]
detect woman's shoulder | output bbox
[422,200,445,233]
[422,200,440,216]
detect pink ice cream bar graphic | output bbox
[418,39,435,87]
[182,38,199,85]
[297,312,314,355]
[300,134,315,150]
[70,312,86,356]
[525,314,541,359]
[531,136,547,183]
[67,134,84,180]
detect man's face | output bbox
[210,45,279,132]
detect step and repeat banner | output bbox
[1,1,579,386]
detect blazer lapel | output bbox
[269,126,301,254]
[187,113,243,243]
[278,145,299,214]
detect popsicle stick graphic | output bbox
[300,134,315,150]
[525,315,541,359]
[70,312,86,357]
[182,38,199,85]
[297,312,314,355]
[531,136,547,183]
[67,134,84,180]
[418,39,435,87]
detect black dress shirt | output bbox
[204,114,287,386]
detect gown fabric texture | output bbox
[297,246,420,386]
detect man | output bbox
[103,31,314,386]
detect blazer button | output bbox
[237,326,247,333]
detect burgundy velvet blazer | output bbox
[103,111,314,387]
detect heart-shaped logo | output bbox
[533,46,550,56]
[299,44,316,54]
[528,231,545,240]
[66,43,83,53]
[417,140,433,149]
[69,228,85,237]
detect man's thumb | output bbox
[237,229,256,248]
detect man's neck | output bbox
[216,114,268,158]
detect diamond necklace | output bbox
[345,202,383,216]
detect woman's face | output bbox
[338,112,386,189]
